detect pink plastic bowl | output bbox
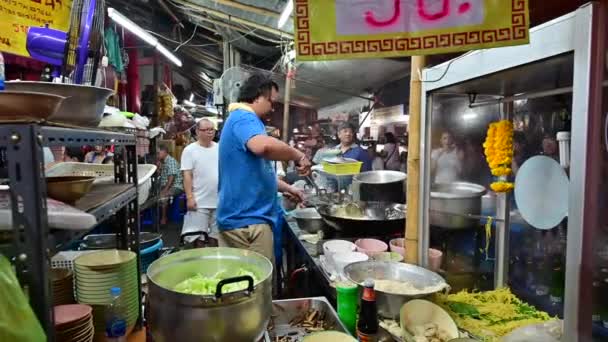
[389,238,406,257]
[428,248,444,272]
[355,238,388,257]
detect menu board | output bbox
[295,0,530,61]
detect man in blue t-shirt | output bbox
[217,74,312,263]
[335,122,372,172]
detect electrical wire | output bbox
[173,24,198,52]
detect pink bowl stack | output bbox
[355,238,388,257]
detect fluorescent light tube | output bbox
[156,44,183,67]
[108,7,182,67]
[108,8,157,46]
[278,0,293,28]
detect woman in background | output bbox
[382,132,401,171]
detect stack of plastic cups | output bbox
[336,282,359,335]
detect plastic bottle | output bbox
[356,279,378,342]
[105,287,127,341]
[336,282,359,335]
[0,52,5,90]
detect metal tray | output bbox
[269,297,350,341]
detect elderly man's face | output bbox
[338,128,354,145]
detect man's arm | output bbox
[278,179,304,203]
[247,135,304,162]
[183,170,194,198]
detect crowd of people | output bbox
[429,129,561,185]
[151,73,418,263]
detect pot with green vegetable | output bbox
[147,247,273,342]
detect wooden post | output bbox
[282,66,293,142]
[405,56,427,265]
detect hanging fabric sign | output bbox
[0,0,73,57]
[294,0,530,61]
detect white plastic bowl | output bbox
[323,240,356,273]
[333,252,369,277]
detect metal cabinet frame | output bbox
[0,124,141,341]
[418,3,606,340]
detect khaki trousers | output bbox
[219,224,274,264]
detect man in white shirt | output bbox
[180,119,219,243]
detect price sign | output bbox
[0,0,73,57]
[295,0,530,61]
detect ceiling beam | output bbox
[174,1,292,37]
[210,0,280,18]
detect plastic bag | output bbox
[501,320,563,342]
[0,254,46,342]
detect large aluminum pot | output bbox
[430,182,487,229]
[344,261,447,319]
[147,247,273,342]
[5,81,113,126]
[352,171,407,204]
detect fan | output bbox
[26,0,105,85]
[218,66,252,104]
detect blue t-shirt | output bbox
[338,144,372,172]
[217,107,278,230]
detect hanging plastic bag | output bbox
[0,254,46,342]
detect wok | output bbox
[316,202,406,237]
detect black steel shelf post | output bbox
[0,124,54,340]
[125,144,142,326]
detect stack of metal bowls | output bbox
[73,250,139,339]
[52,268,75,306]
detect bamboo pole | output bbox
[405,56,427,265]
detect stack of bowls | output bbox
[54,304,94,342]
[355,238,388,257]
[73,250,139,340]
[52,268,75,306]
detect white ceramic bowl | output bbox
[323,240,357,272]
[332,252,369,277]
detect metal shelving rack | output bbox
[0,123,141,341]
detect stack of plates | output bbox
[52,268,75,306]
[73,250,140,339]
[54,304,94,342]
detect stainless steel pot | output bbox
[147,247,273,342]
[430,182,487,229]
[352,171,407,204]
[291,208,325,233]
[344,261,447,319]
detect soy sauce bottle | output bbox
[356,279,378,342]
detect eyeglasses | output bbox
[198,128,215,132]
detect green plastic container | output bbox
[336,282,359,335]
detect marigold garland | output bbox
[483,120,514,193]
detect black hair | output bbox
[338,121,355,132]
[384,132,397,144]
[159,145,170,153]
[237,73,279,103]
[65,147,84,162]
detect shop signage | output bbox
[294,0,530,61]
[0,0,73,57]
[370,104,406,125]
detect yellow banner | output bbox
[294,0,530,61]
[0,0,73,57]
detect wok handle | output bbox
[215,275,254,299]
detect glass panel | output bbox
[426,54,574,319]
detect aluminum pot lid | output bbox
[514,156,568,230]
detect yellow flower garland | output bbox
[483,120,514,193]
